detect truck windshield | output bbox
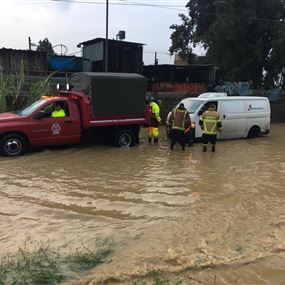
[18,99,46,116]
[183,100,203,114]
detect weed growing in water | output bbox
[0,239,113,285]
[0,240,63,285]
[66,240,114,272]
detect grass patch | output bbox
[0,239,113,285]
[0,63,55,112]
[66,240,113,272]
[0,240,63,285]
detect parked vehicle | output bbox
[167,92,271,140]
[0,72,146,156]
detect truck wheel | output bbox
[114,129,135,147]
[0,134,28,157]
[247,126,260,138]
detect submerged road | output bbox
[0,124,285,284]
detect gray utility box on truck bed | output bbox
[70,72,146,117]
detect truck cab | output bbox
[0,95,82,156]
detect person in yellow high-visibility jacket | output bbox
[51,103,66,118]
[146,99,161,144]
[199,104,222,152]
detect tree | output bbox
[170,0,285,88]
[36,38,54,55]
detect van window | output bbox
[198,101,218,116]
[223,101,244,114]
[182,100,203,114]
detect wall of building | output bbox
[0,49,47,75]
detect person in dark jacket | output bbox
[167,103,191,151]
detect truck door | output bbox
[220,100,246,139]
[29,100,81,146]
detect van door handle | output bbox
[64,120,73,123]
[223,115,226,119]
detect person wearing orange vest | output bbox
[199,104,222,152]
[167,103,191,151]
[145,99,161,144]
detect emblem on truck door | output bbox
[51,123,61,135]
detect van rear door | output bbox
[220,100,246,139]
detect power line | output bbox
[144,50,171,55]
[8,0,187,11]
[9,0,285,23]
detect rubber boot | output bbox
[211,145,216,152]
[203,145,207,152]
[154,138,159,144]
[148,137,152,143]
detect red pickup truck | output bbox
[0,72,146,156]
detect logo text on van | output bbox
[248,104,264,111]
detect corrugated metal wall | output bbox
[0,49,47,75]
[82,39,143,73]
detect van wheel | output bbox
[0,134,28,156]
[247,126,260,138]
[114,129,135,147]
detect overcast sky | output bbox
[0,0,189,65]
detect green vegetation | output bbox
[65,240,113,272]
[28,73,54,105]
[0,66,10,113]
[0,239,113,285]
[0,63,53,112]
[170,0,285,88]
[36,38,55,55]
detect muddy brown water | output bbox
[1,124,285,285]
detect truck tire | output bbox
[247,126,260,138]
[114,129,135,147]
[0,133,28,157]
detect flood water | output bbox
[1,124,285,285]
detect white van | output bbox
[169,93,271,140]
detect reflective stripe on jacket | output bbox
[170,109,190,131]
[200,110,221,135]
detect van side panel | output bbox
[219,100,247,139]
[245,98,271,135]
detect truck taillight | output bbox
[71,95,78,100]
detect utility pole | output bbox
[28,37,32,50]
[105,0,109,72]
[155,52,158,65]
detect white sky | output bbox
[0,0,189,65]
